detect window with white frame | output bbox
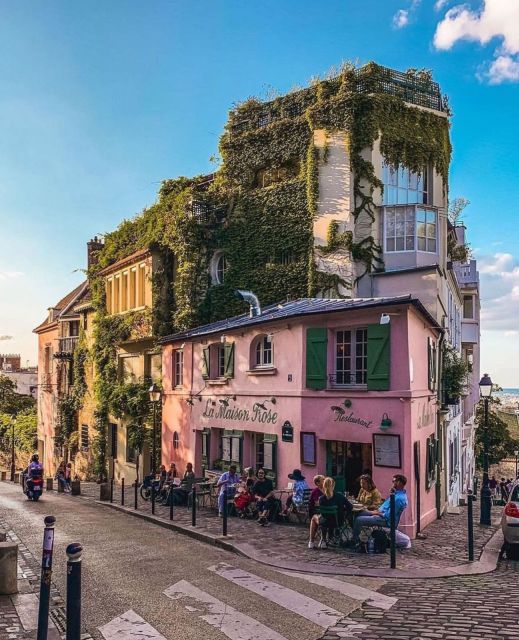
[210,251,228,285]
[254,335,273,368]
[385,206,437,253]
[463,295,474,320]
[335,328,368,385]
[382,162,428,205]
[217,345,226,378]
[174,350,184,387]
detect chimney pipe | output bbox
[234,290,261,318]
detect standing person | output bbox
[65,463,73,492]
[55,461,68,492]
[252,468,276,526]
[500,477,509,502]
[357,475,383,511]
[217,464,240,517]
[308,475,324,518]
[282,469,309,515]
[489,475,498,496]
[352,475,408,543]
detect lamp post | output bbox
[10,416,15,482]
[515,450,519,480]
[148,383,161,476]
[479,373,493,526]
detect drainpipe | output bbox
[436,326,446,520]
[234,290,261,317]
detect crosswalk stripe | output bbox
[164,580,289,640]
[208,563,344,628]
[98,609,167,640]
[278,571,397,610]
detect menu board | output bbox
[373,433,402,468]
[300,432,316,466]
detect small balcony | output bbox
[454,260,478,287]
[53,336,79,360]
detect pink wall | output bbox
[161,303,440,537]
[36,326,59,476]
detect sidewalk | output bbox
[58,481,503,579]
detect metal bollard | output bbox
[121,478,125,506]
[66,543,82,640]
[169,488,174,521]
[37,515,56,640]
[467,489,474,561]
[191,485,197,526]
[110,477,114,503]
[134,481,138,510]
[389,490,396,569]
[151,484,156,516]
[223,493,228,537]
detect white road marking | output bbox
[208,563,344,628]
[164,580,289,640]
[279,571,397,610]
[98,610,167,640]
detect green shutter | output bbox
[201,347,210,379]
[367,324,390,391]
[223,343,234,378]
[428,338,437,391]
[305,328,328,390]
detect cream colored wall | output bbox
[105,255,153,315]
[75,309,96,479]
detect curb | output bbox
[97,500,503,580]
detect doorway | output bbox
[325,441,372,494]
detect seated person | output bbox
[167,463,178,482]
[158,464,167,490]
[182,462,195,486]
[234,483,255,516]
[217,464,240,517]
[357,474,383,511]
[308,475,324,518]
[244,467,257,492]
[282,469,309,515]
[252,468,276,526]
[308,477,352,548]
[352,474,408,542]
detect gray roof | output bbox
[160,295,440,343]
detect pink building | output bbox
[161,295,441,537]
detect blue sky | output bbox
[0,0,517,385]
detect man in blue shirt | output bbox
[352,475,408,542]
[217,464,240,517]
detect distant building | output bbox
[0,354,21,372]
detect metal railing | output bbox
[328,372,367,387]
[55,336,79,356]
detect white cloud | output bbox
[435,0,449,10]
[0,335,13,341]
[434,0,519,83]
[479,253,519,332]
[393,9,410,28]
[0,270,23,280]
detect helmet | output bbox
[31,453,39,462]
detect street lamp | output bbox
[148,383,162,476]
[479,373,493,525]
[10,416,15,482]
[515,450,519,480]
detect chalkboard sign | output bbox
[282,421,294,443]
[373,433,401,468]
[300,432,316,466]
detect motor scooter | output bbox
[23,473,43,501]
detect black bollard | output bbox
[110,477,114,503]
[467,489,474,561]
[223,492,228,537]
[134,480,138,510]
[169,487,174,520]
[66,543,82,640]
[151,484,156,516]
[191,485,197,526]
[121,478,125,506]
[389,490,396,569]
[37,515,56,640]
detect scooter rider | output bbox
[26,453,43,493]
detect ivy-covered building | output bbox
[34,62,479,511]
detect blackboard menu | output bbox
[373,433,401,468]
[301,432,316,465]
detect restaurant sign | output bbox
[202,399,278,425]
[332,408,373,429]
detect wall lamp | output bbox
[380,413,393,431]
[331,405,345,415]
[219,395,237,407]
[254,397,276,411]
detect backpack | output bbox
[371,529,388,554]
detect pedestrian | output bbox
[500,477,509,502]
[217,464,240,517]
[55,461,69,492]
[65,462,72,491]
[489,475,498,496]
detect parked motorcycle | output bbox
[23,473,43,501]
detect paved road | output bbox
[0,483,388,640]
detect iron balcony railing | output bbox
[328,372,367,387]
[54,336,79,358]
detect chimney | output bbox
[87,236,104,268]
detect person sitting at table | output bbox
[308,475,324,518]
[308,477,352,548]
[357,474,383,511]
[352,474,408,543]
[217,464,240,517]
[244,467,257,492]
[167,462,178,483]
[252,468,276,526]
[183,462,195,485]
[282,469,309,515]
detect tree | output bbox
[474,398,518,467]
[448,197,470,226]
[0,375,36,415]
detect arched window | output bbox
[173,432,180,450]
[255,335,273,368]
[210,251,227,285]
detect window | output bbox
[202,343,234,380]
[145,353,162,383]
[82,313,88,331]
[385,206,437,253]
[129,269,137,309]
[335,328,368,385]
[222,435,241,465]
[138,264,146,307]
[255,162,300,188]
[217,345,226,378]
[255,335,273,368]
[126,427,137,463]
[80,424,89,451]
[120,355,141,383]
[110,423,118,458]
[114,277,120,313]
[463,295,474,319]
[121,271,129,311]
[106,279,113,314]
[173,431,179,449]
[174,350,184,387]
[382,162,428,205]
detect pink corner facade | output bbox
[161,301,441,538]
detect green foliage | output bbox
[448,197,470,226]
[442,345,470,404]
[475,398,519,467]
[0,409,37,453]
[0,375,36,415]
